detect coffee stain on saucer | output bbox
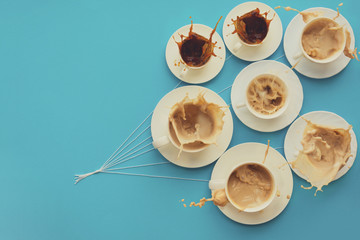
[290,118,352,196]
[262,140,270,164]
[291,55,304,69]
[344,29,359,60]
[276,189,281,197]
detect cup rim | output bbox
[245,74,289,120]
[224,161,277,213]
[300,16,346,64]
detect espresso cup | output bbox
[178,34,213,77]
[232,10,270,52]
[236,74,289,120]
[209,161,277,212]
[294,17,346,64]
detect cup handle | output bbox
[209,179,226,190]
[293,50,304,60]
[233,42,243,52]
[179,65,189,78]
[152,136,171,149]
[236,102,246,109]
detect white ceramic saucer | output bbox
[151,86,233,168]
[210,143,293,225]
[284,7,355,79]
[284,111,357,182]
[223,1,283,62]
[231,60,303,132]
[165,24,226,84]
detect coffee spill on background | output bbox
[182,189,228,208]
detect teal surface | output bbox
[1,0,359,239]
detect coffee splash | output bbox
[232,8,273,44]
[302,18,345,60]
[290,119,352,195]
[169,92,226,158]
[185,142,274,210]
[173,16,222,67]
[344,29,359,60]
[276,6,323,23]
[247,74,287,115]
[276,3,359,60]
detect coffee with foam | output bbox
[227,163,274,210]
[246,74,287,116]
[301,18,345,60]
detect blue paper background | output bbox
[1,0,359,239]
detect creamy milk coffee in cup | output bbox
[237,73,289,119]
[300,17,346,64]
[232,8,273,52]
[209,161,276,212]
[152,93,225,156]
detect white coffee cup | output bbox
[233,34,268,52]
[294,17,346,64]
[179,60,208,78]
[152,120,209,153]
[236,74,289,120]
[209,161,277,213]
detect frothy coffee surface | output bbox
[169,93,225,152]
[247,74,287,115]
[291,120,352,195]
[302,18,345,60]
[227,163,274,210]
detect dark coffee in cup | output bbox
[233,8,272,45]
[179,33,213,67]
[174,17,222,68]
